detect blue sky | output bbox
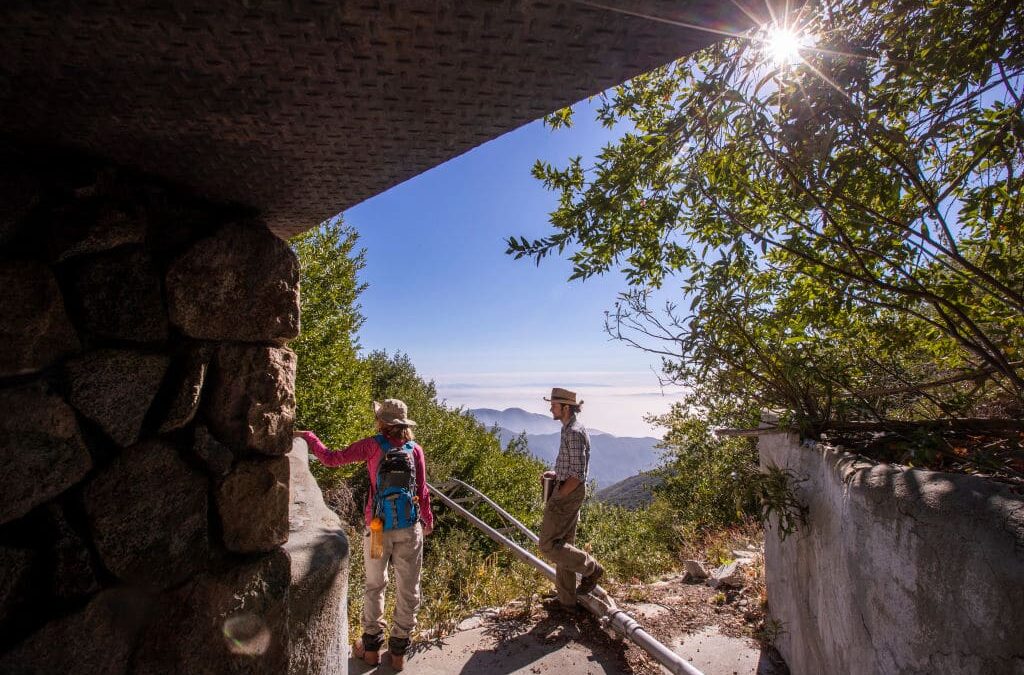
[344,98,686,437]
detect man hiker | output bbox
[539,387,605,612]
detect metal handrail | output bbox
[442,477,541,544]
[428,481,705,675]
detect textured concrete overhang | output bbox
[0,1,770,238]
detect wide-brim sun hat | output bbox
[543,387,583,406]
[373,398,417,427]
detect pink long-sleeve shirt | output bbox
[299,430,434,530]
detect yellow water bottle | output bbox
[369,517,384,559]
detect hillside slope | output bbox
[595,472,664,509]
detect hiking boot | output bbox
[577,562,605,595]
[388,636,410,671]
[353,632,383,666]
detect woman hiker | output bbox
[297,398,433,671]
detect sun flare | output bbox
[765,27,807,66]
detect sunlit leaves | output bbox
[511,0,1024,428]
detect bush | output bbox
[577,497,677,581]
[651,406,761,536]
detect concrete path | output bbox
[347,608,782,675]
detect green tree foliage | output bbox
[578,498,677,580]
[509,0,1024,443]
[290,216,375,453]
[649,408,761,534]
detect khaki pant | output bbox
[538,483,598,606]
[362,521,423,639]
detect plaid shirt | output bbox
[554,414,590,482]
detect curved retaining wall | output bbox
[759,432,1024,675]
[285,437,350,675]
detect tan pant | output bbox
[539,483,598,606]
[362,521,423,639]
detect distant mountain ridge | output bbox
[470,407,560,435]
[595,472,664,509]
[468,407,661,488]
[470,407,610,436]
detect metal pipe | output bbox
[444,477,541,544]
[428,481,556,581]
[427,482,705,675]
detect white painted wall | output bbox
[759,432,1024,675]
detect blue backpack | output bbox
[372,434,420,530]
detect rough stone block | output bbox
[48,200,146,262]
[131,548,290,675]
[65,348,169,447]
[204,344,296,456]
[193,425,234,477]
[0,171,40,249]
[0,260,80,377]
[0,545,36,628]
[707,561,744,589]
[159,345,211,434]
[0,383,91,525]
[64,248,168,342]
[84,440,208,589]
[217,456,290,553]
[45,503,101,601]
[0,587,150,675]
[166,222,299,345]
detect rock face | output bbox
[159,345,211,433]
[64,248,168,342]
[45,504,101,601]
[681,560,708,582]
[707,561,745,589]
[193,425,234,477]
[217,457,290,553]
[0,261,79,376]
[204,345,296,455]
[0,384,91,525]
[48,200,147,262]
[65,349,169,447]
[0,153,313,674]
[0,588,149,675]
[0,546,36,628]
[84,440,208,589]
[131,548,291,675]
[166,222,300,344]
[0,170,40,249]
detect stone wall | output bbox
[759,432,1024,675]
[0,144,309,673]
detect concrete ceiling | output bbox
[0,1,769,238]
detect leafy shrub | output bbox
[576,497,677,581]
[650,407,762,536]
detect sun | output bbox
[765,27,807,66]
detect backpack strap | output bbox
[369,434,391,501]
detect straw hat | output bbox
[373,399,417,426]
[543,387,583,406]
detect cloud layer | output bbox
[430,370,686,437]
